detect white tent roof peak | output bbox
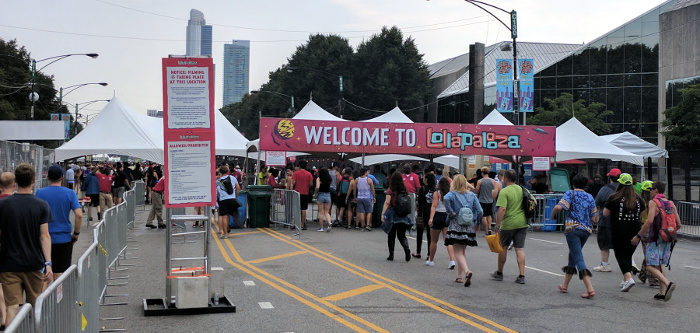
[293,100,346,121]
[479,109,514,126]
[600,131,668,158]
[363,106,413,123]
[556,117,643,166]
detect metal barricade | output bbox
[271,189,301,233]
[94,220,109,302]
[77,243,101,333]
[673,201,700,237]
[529,194,565,231]
[133,180,146,207]
[0,139,53,191]
[3,304,33,333]
[125,188,135,228]
[34,265,79,333]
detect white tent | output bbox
[601,131,668,158]
[55,97,164,162]
[363,106,412,123]
[349,154,428,165]
[556,118,643,166]
[480,109,514,126]
[55,97,250,163]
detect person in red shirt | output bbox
[95,166,115,216]
[267,168,281,188]
[401,164,421,194]
[292,160,314,230]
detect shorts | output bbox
[357,198,373,213]
[89,194,99,207]
[335,193,347,208]
[317,192,331,204]
[218,198,239,216]
[0,271,44,306]
[330,191,337,205]
[112,187,125,200]
[645,240,671,266]
[52,242,74,273]
[299,194,309,210]
[499,227,528,248]
[431,211,448,229]
[480,202,493,217]
[596,225,613,250]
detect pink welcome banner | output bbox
[259,118,556,156]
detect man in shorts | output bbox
[475,166,496,236]
[216,166,240,238]
[292,160,314,230]
[593,168,620,272]
[36,164,83,280]
[492,169,528,284]
[0,164,53,324]
[349,167,376,231]
[82,166,101,222]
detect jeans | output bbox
[565,228,590,271]
[388,223,410,255]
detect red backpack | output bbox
[650,198,678,243]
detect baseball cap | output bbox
[641,180,653,191]
[618,173,633,185]
[48,164,64,180]
[607,168,621,177]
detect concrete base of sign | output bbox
[143,297,236,316]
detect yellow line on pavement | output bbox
[323,284,384,302]
[247,250,306,264]
[260,228,517,333]
[227,230,264,237]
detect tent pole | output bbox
[256,149,261,185]
[361,152,365,168]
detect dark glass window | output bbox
[574,75,589,89]
[590,88,606,105]
[607,43,625,74]
[608,74,624,87]
[557,56,573,76]
[625,74,642,87]
[624,43,642,73]
[611,124,625,134]
[573,89,589,104]
[573,50,589,75]
[624,87,641,123]
[590,75,606,89]
[541,77,556,90]
[540,64,557,77]
[625,18,643,43]
[557,76,573,91]
[607,88,624,122]
[642,73,658,87]
[641,87,657,122]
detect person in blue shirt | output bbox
[81,166,101,222]
[36,164,83,279]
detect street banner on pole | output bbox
[162,57,216,208]
[519,59,534,112]
[496,59,514,113]
[259,118,556,157]
[61,114,71,140]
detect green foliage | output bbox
[662,83,700,149]
[526,93,613,134]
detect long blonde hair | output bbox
[451,174,469,194]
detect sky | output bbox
[0,0,669,119]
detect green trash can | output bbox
[247,185,272,228]
[372,186,386,228]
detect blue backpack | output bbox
[454,192,476,227]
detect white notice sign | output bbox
[166,67,210,129]
[266,151,286,166]
[167,141,213,204]
[532,157,551,171]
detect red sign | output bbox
[259,118,556,156]
[162,57,216,208]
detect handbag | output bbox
[486,233,503,253]
[564,190,577,233]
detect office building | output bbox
[186,9,212,57]
[222,40,250,106]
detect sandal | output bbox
[412,253,421,258]
[654,293,665,300]
[581,290,595,299]
[558,285,568,293]
[464,272,473,287]
[454,277,463,283]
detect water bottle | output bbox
[213,292,220,305]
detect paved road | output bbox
[95,206,700,332]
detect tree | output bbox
[526,93,613,134]
[662,82,700,149]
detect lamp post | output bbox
[287,66,344,118]
[461,0,518,124]
[58,82,108,104]
[29,53,100,119]
[70,99,110,135]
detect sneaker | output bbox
[515,276,525,284]
[491,271,504,281]
[355,226,360,229]
[593,263,612,272]
[425,260,434,267]
[621,279,636,292]
[326,224,331,232]
[347,225,353,230]
[317,228,324,232]
[145,224,157,229]
[365,226,372,231]
[448,261,456,270]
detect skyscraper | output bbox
[186,9,212,57]
[223,40,250,106]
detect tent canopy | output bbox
[363,107,412,123]
[556,118,643,166]
[480,109,514,126]
[600,131,668,158]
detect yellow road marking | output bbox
[247,250,306,264]
[323,284,384,302]
[227,230,264,237]
[210,225,388,333]
[260,228,517,333]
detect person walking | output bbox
[328,163,340,226]
[292,160,314,230]
[637,180,659,286]
[112,162,130,205]
[36,164,83,280]
[593,168,621,272]
[427,177,456,268]
[443,175,482,286]
[349,167,375,231]
[414,172,436,259]
[216,166,240,238]
[632,181,679,301]
[474,167,496,236]
[0,164,53,324]
[550,174,597,298]
[492,169,529,284]
[315,167,333,232]
[603,173,645,292]
[381,172,412,262]
[146,174,166,229]
[82,166,101,222]
[96,166,115,215]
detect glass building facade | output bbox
[223,40,250,106]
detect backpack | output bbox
[519,185,537,223]
[454,192,476,227]
[338,176,350,195]
[394,191,412,217]
[221,176,234,195]
[650,198,678,243]
[425,188,435,205]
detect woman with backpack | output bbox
[550,174,598,298]
[413,172,435,258]
[427,176,456,269]
[443,174,483,287]
[315,167,333,232]
[381,171,412,262]
[603,173,645,292]
[631,181,680,301]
